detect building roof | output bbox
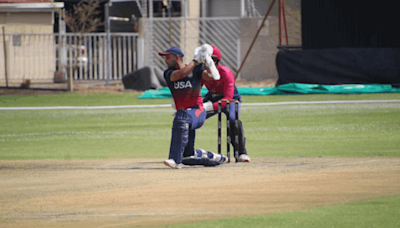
[0,2,64,12]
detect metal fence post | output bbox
[2,27,9,87]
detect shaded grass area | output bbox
[169,195,400,228]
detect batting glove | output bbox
[201,44,213,57]
[193,46,203,64]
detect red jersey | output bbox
[201,64,239,110]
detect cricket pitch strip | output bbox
[1,157,400,228]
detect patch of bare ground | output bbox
[0,157,399,228]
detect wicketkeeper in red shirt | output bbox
[201,46,250,162]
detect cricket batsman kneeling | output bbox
[201,45,250,162]
[159,46,228,169]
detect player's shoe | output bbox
[238,154,251,162]
[219,155,229,165]
[164,159,182,169]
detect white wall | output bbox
[0,12,55,83]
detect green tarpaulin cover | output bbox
[138,83,400,99]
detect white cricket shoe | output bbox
[238,154,251,162]
[164,159,182,169]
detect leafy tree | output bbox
[58,0,104,91]
[65,0,103,34]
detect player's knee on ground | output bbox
[182,149,224,167]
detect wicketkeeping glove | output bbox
[203,101,214,113]
[171,98,176,110]
[171,98,176,116]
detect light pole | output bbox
[105,1,111,86]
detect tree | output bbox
[65,0,103,34]
[58,0,104,91]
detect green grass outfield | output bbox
[169,195,400,228]
[1,92,400,227]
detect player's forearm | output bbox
[203,53,220,80]
[170,61,197,81]
[217,88,234,110]
[204,66,215,79]
[205,66,211,74]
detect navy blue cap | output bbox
[158,46,184,58]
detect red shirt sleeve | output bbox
[212,65,235,111]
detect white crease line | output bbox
[1,100,399,111]
[99,162,135,167]
[365,159,381,163]
[243,100,400,106]
[0,104,171,110]
[329,159,380,167]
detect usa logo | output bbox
[174,81,192,89]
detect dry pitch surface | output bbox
[1,157,400,228]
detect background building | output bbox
[0,0,301,86]
[0,1,63,83]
